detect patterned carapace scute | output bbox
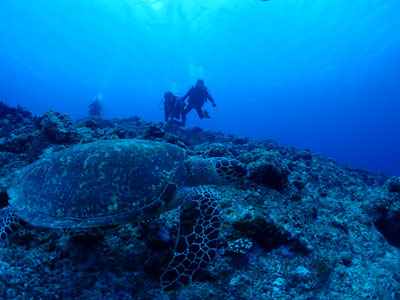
[160,186,221,291]
[7,139,187,228]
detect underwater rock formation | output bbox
[0,101,32,127]
[373,176,400,248]
[34,110,81,144]
[0,102,399,300]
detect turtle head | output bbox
[185,156,249,186]
[212,158,249,184]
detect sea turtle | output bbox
[0,139,249,291]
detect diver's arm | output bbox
[181,88,192,101]
[207,91,217,107]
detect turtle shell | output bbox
[8,139,188,228]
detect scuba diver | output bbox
[88,93,103,117]
[163,92,185,126]
[181,79,217,126]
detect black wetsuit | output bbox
[181,86,215,125]
[164,96,185,125]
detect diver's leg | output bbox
[165,110,169,122]
[181,105,193,126]
[181,110,187,126]
[195,107,205,119]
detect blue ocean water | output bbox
[0,0,399,175]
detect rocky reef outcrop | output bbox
[0,101,398,300]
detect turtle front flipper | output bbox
[161,186,220,291]
[0,206,22,240]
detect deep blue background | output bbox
[0,0,399,175]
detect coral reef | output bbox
[0,101,399,299]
